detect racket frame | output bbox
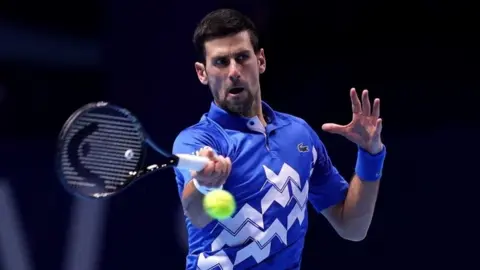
[56,102,188,200]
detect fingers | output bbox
[199,157,230,187]
[352,88,381,118]
[375,118,383,135]
[201,160,216,176]
[214,156,228,175]
[214,156,231,184]
[212,156,231,186]
[194,147,231,187]
[198,146,217,161]
[361,90,371,116]
[372,98,380,118]
[350,88,362,114]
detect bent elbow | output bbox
[183,209,211,229]
[340,232,367,242]
[338,227,368,242]
[188,216,209,229]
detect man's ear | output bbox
[194,62,208,85]
[257,48,266,74]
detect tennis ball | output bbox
[203,189,236,220]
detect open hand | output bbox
[322,88,384,154]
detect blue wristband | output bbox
[355,146,386,181]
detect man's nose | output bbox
[228,62,241,82]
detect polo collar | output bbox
[205,101,288,132]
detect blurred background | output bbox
[0,0,478,269]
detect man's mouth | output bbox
[228,87,245,95]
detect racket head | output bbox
[56,102,149,199]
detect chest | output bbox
[223,127,316,203]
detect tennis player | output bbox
[172,9,386,270]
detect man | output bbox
[172,8,386,270]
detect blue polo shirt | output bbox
[172,101,349,270]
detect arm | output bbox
[315,88,386,241]
[307,130,385,241]
[172,129,226,228]
[321,148,384,241]
[181,178,212,228]
[322,146,386,241]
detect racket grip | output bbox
[176,154,209,171]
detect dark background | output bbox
[0,1,477,269]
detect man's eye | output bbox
[236,54,249,62]
[214,58,228,66]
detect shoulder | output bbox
[275,111,317,136]
[172,116,230,155]
[281,113,308,126]
[274,110,326,148]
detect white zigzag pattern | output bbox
[212,218,287,251]
[197,148,317,270]
[261,164,299,214]
[196,251,233,270]
[287,181,309,229]
[212,204,264,233]
[287,147,317,230]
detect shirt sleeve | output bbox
[171,127,220,196]
[306,125,349,213]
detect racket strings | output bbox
[61,107,144,191]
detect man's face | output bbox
[195,31,266,116]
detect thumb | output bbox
[321,123,346,135]
[203,147,217,161]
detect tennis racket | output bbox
[56,101,209,199]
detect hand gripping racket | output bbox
[56,101,209,199]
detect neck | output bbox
[242,90,267,126]
[251,97,267,126]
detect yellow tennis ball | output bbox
[203,189,236,220]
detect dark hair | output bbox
[193,9,260,62]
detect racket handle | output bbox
[175,154,209,171]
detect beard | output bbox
[211,85,256,117]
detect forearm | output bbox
[328,146,385,241]
[340,174,380,240]
[182,180,212,228]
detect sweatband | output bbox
[355,146,386,181]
